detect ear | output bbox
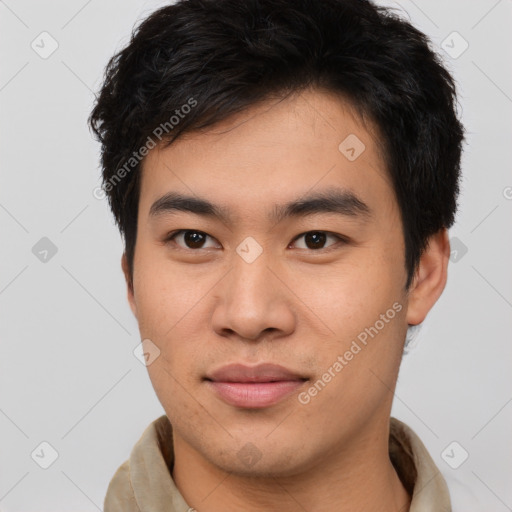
[406,228,450,326]
[121,252,137,319]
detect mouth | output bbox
[204,363,309,409]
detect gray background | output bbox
[1,0,511,510]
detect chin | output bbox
[204,439,310,479]
[216,456,305,479]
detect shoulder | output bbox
[103,415,179,512]
[103,458,139,512]
[390,417,452,512]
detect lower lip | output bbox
[206,380,306,408]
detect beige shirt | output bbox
[104,415,452,511]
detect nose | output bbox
[211,249,296,342]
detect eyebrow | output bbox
[148,188,372,225]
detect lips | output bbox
[205,363,308,408]
[205,363,307,383]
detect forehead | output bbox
[138,88,396,224]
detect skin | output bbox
[121,87,450,511]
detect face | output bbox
[123,88,446,477]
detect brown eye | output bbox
[165,230,219,249]
[291,231,345,250]
[304,232,327,249]
[183,231,207,248]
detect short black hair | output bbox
[89,0,464,291]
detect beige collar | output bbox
[104,415,451,511]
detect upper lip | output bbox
[206,363,307,383]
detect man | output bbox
[89,0,463,510]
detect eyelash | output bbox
[163,230,348,252]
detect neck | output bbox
[171,417,411,512]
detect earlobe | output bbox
[121,253,137,318]
[405,229,450,326]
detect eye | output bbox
[290,231,346,251]
[164,229,347,252]
[164,230,220,250]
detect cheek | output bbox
[146,357,204,437]
[293,253,401,336]
[132,250,214,362]
[292,254,408,395]
[136,273,209,420]
[132,250,203,336]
